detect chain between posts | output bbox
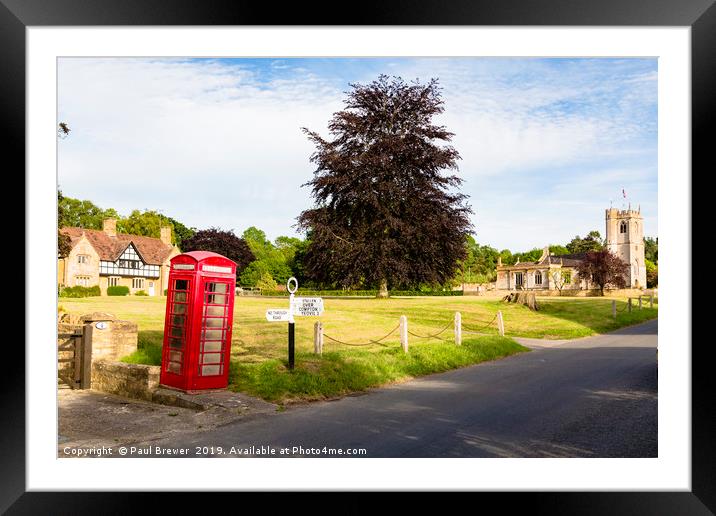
[322,323,401,347]
[462,314,499,334]
[407,322,453,340]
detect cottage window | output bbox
[132,278,145,289]
[108,277,120,287]
[77,254,90,264]
[535,271,542,285]
[514,272,523,287]
[75,276,90,287]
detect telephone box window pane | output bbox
[169,338,183,349]
[172,303,187,315]
[201,352,222,365]
[171,315,185,326]
[201,365,222,376]
[205,305,226,317]
[175,279,189,291]
[206,294,227,305]
[202,341,222,352]
[169,351,182,363]
[173,292,187,303]
[170,327,183,338]
[205,317,225,328]
[166,361,181,374]
[202,329,224,341]
[206,282,228,294]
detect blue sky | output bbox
[58,57,657,251]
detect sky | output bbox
[57,57,657,251]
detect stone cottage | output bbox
[58,218,181,296]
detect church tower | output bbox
[605,205,647,288]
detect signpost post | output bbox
[287,277,297,370]
[265,277,324,370]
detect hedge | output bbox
[59,285,101,298]
[107,285,130,296]
[134,290,148,296]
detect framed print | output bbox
[4,0,711,512]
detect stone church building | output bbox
[58,219,181,296]
[496,206,647,292]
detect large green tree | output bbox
[644,236,658,264]
[241,227,294,285]
[298,75,472,297]
[566,230,605,254]
[58,196,120,229]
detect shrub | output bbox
[134,290,148,296]
[59,285,101,298]
[163,289,168,296]
[107,285,130,296]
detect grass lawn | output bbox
[58,294,657,403]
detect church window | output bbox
[535,271,542,285]
[620,221,627,234]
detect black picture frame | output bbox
[4,0,709,512]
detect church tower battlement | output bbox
[605,205,646,288]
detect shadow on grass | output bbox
[227,336,528,403]
[503,297,658,339]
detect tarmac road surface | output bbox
[137,319,658,458]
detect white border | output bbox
[27,27,690,491]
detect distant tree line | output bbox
[57,190,658,290]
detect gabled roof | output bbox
[61,227,175,265]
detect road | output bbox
[139,319,657,458]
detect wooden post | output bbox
[612,299,617,319]
[497,311,505,336]
[80,323,93,389]
[638,296,642,310]
[313,321,323,355]
[650,295,654,308]
[454,312,462,345]
[400,315,408,353]
[628,298,632,313]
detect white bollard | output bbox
[313,321,323,355]
[454,312,462,346]
[612,299,617,319]
[638,296,642,310]
[400,315,408,353]
[497,311,505,336]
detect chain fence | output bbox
[322,323,401,347]
[462,314,499,335]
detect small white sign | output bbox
[266,309,291,322]
[95,321,109,330]
[292,297,324,317]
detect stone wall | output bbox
[79,313,138,360]
[91,360,160,401]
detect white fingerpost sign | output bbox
[265,309,291,322]
[264,277,323,370]
[292,297,324,317]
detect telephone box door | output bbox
[191,276,234,390]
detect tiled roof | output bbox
[547,253,587,267]
[61,227,174,265]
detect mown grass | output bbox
[228,336,527,403]
[60,294,657,401]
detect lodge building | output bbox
[58,218,181,296]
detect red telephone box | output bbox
[160,251,237,392]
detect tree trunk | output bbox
[376,279,389,298]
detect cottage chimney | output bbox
[497,256,502,266]
[160,225,172,246]
[103,218,117,237]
